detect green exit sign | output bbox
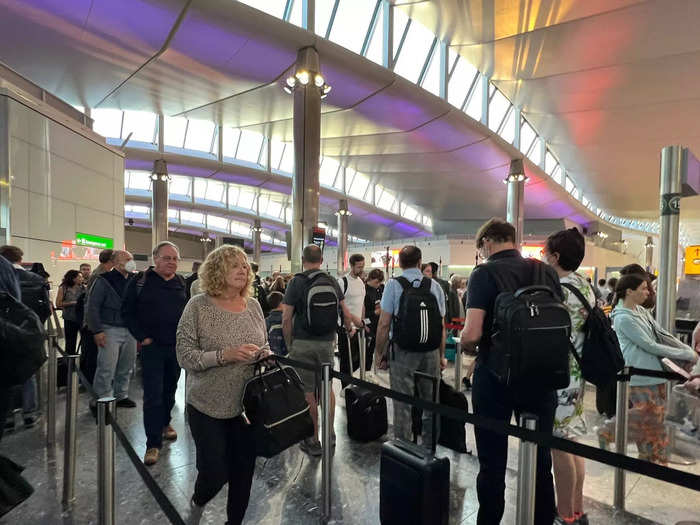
[75,232,114,250]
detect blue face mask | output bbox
[124,260,136,273]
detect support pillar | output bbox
[151,159,169,247]
[0,97,10,245]
[336,199,350,276]
[382,0,394,69]
[657,146,683,331]
[506,159,526,249]
[252,219,262,265]
[290,47,322,273]
[645,236,654,272]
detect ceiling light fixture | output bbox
[282,48,332,100]
[504,158,527,184]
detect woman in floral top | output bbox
[543,228,593,525]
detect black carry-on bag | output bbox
[380,371,450,525]
[411,379,471,454]
[240,356,314,458]
[346,330,388,442]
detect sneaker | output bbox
[4,418,15,434]
[116,398,137,408]
[575,513,589,525]
[299,437,322,457]
[144,447,160,466]
[163,425,177,441]
[23,414,40,428]
[188,496,204,524]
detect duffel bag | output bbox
[240,356,314,458]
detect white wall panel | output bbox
[9,186,28,237]
[9,136,29,190]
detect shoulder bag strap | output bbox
[561,282,594,315]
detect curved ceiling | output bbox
[0,0,626,238]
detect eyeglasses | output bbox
[157,256,179,262]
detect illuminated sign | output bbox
[370,249,399,268]
[75,232,114,250]
[312,227,325,252]
[521,245,544,261]
[684,245,700,275]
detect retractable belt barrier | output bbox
[274,356,700,492]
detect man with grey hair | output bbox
[87,250,138,416]
[122,241,187,466]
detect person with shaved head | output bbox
[86,250,138,416]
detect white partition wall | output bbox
[2,89,124,279]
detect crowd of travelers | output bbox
[1,217,699,525]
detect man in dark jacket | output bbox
[122,241,187,466]
[0,254,20,440]
[86,250,137,415]
[251,262,270,316]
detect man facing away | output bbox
[337,254,366,385]
[282,244,355,457]
[122,241,187,466]
[86,250,138,415]
[460,218,562,525]
[375,246,446,446]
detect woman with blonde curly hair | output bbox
[176,245,270,524]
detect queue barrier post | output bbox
[46,319,58,447]
[321,362,332,522]
[614,368,631,510]
[97,397,116,525]
[454,340,463,391]
[515,413,538,525]
[62,354,80,507]
[359,330,366,381]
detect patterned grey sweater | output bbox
[176,294,268,419]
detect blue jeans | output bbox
[22,375,38,415]
[141,344,181,449]
[471,364,556,525]
[93,326,136,402]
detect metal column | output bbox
[516,414,538,525]
[613,370,630,510]
[336,199,349,276]
[644,236,654,272]
[320,363,332,522]
[291,47,322,273]
[151,159,169,247]
[382,0,394,69]
[0,96,10,244]
[506,159,526,249]
[657,146,683,331]
[252,219,262,265]
[46,320,57,446]
[98,397,116,525]
[62,354,80,506]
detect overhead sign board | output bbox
[684,245,700,275]
[75,232,114,250]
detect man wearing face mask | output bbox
[87,250,138,415]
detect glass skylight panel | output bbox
[265,198,283,218]
[420,44,441,96]
[464,73,483,121]
[520,119,537,155]
[376,185,396,212]
[126,170,151,191]
[315,0,335,36]
[193,179,207,200]
[121,111,156,143]
[237,189,257,210]
[544,150,558,176]
[236,130,264,164]
[565,176,575,193]
[572,188,581,200]
[364,1,383,65]
[270,139,285,170]
[319,156,340,187]
[551,165,563,184]
[169,175,191,198]
[347,171,369,200]
[288,0,302,26]
[207,215,229,232]
[329,0,375,54]
[488,87,510,133]
[228,185,240,207]
[92,109,122,139]
[393,8,410,62]
[181,210,205,225]
[285,206,292,223]
[238,0,286,19]
[184,119,216,152]
[261,232,273,243]
[124,204,150,216]
[222,127,241,158]
[447,53,478,109]
[499,106,516,144]
[394,18,434,83]
[164,116,187,148]
[401,203,420,222]
[527,137,542,166]
[231,221,252,237]
[168,209,179,221]
[422,216,432,227]
[279,143,294,173]
[204,179,225,203]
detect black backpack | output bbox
[392,277,443,352]
[0,292,47,386]
[18,272,51,323]
[297,270,340,336]
[486,261,572,390]
[561,283,625,387]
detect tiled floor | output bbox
[1,359,698,524]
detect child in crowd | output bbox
[265,291,287,356]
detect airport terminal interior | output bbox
[0,0,699,524]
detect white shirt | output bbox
[338,273,365,322]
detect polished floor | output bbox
[1,358,698,524]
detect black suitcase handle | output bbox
[413,371,439,454]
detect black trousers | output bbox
[79,327,98,385]
[471,364,556,525]
[337,329,359,387]
[64,319,81,355]
[141,345,180,449]
[187,404,256,525]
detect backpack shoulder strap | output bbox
[342,276,348,294]
[306,270,323,282]
[561,282,594,314]
[134,271,148,297]
[419,277,432,290]
[395,276,411,290]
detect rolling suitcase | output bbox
[380,371,450,525]
[346,330,388,441]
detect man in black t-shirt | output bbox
[460,219,562,525]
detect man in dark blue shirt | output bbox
[461,218,562,525]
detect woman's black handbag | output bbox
[240,357,314,458]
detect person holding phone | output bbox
[176,245,270,525]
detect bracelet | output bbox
[216,348,225,366]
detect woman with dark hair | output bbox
[56,270,84,354]
[620,263,656,310]
[543,227,592,525]
[269,276,286,294]
[611,274,697,464]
